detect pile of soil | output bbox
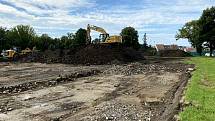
[27,45,144,65]
[139,47,157,56]
[158,50,192,57]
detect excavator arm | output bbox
[87,24,108,34]
[87,24,109,44]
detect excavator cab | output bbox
[99,34,109,42]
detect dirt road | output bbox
[0,58,193,121]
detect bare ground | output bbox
[0,58,193,121]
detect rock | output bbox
[114,84,120,87]
[174,115,180,121]
[3,91,8,94]
[184,101,192,107]
[12,89,17,93]
[105,116,115,120]
[7,108,13,111]
[187,68,195,71]
[51,117,60,121]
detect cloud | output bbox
[0,0,95,30]
[0,0,215,46]
[0,3,34,19]
[84,0,214,26]
[1,0,95,17]
[28,0,94,9]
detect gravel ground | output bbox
[0,57,194,121]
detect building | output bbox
[155,44,179,51]
[184,47,197,53]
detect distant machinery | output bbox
[86,24,122,44]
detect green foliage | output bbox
[34,34,54,51]
[180,57,215,121]
[0,25,87,51]
[199,7,215,56]
[176,6,215,56]
[0,25,141,52]
[60,33,75,49]
[176,20,203,55]
[74,28,87,46]
[0,27,8,51]
[7,25,36,49]
[120,27,140,49]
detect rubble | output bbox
[103,62,192,76]
[159,50,192,57]
[0,69,100,95]
[21,45,144,65]
[0,57,194,121]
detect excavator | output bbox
[1,48,32,60]
[86,24,122,44]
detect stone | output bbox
[187,68,195,71]
[7,108,13,111]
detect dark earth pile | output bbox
[26,44,144,65]
[159,50,192,57]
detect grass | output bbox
[180,57,215,121]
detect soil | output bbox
[0,57,194,121]
[25,45,144,65]
[158,50,192,57]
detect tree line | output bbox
[0,25,140,52]
[176,6,215,56]
[0,25,88,51]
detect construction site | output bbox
[1,1,215,121]
[0,34,195,121]
[0,17,199,121]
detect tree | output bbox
[65,32,75,49]
[199,7,215,56]
[35,34,53,51]
[60,35,68,49]
[176,7,215,56]
[0,27,7,51]
[7,25,36,49]
[59,33,75,49]
[143,33,148,49]
[74,28,87,46]
[53,38,61,49]
[92,38,100,44]
[120,27,140,49]
[176,20,203,55]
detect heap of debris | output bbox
[25,44,144,65]
[158,50,192,57]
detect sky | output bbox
[0,0,215,46]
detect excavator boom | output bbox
[87,24,107,34]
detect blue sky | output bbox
[0,0,215,46]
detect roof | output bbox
[184,47,196,52]
[155,44,178,51]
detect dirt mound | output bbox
[159,50,192,57]
[28,45,144,65]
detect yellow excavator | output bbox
[86,24,122,44]
[1,48,32,60]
